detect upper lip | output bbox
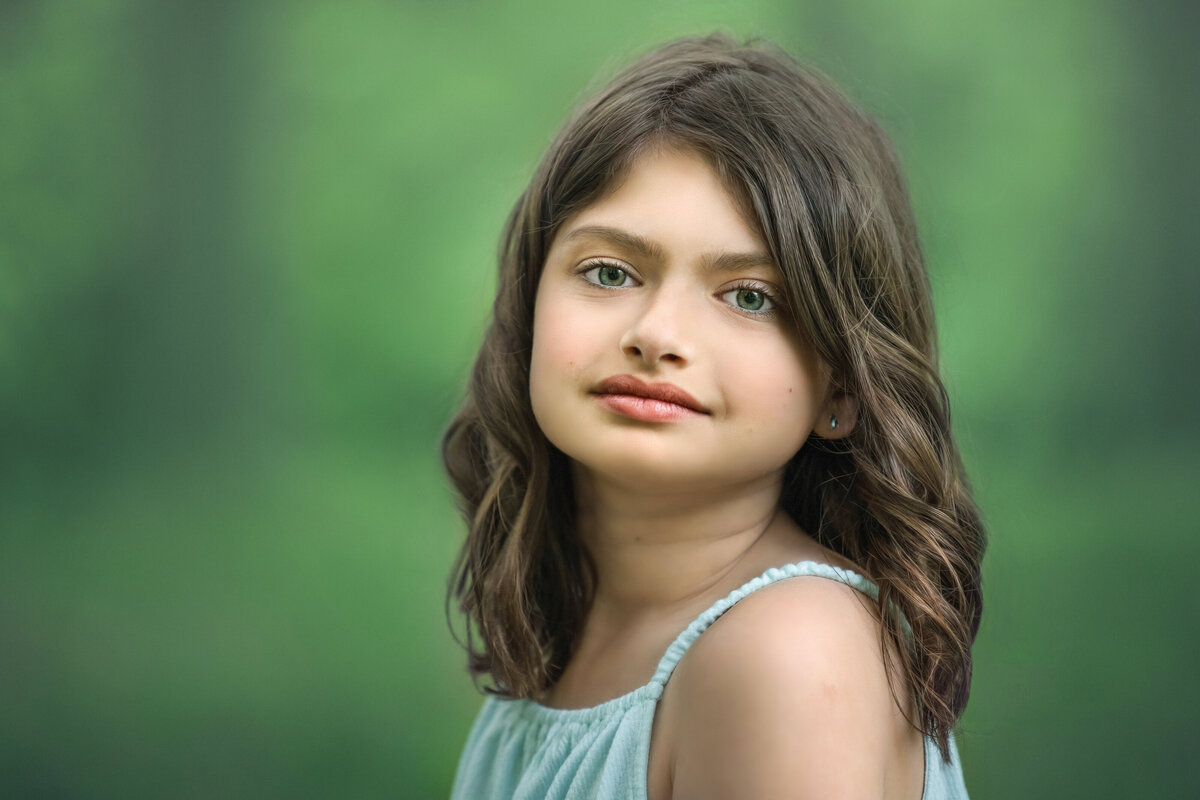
[592,374,708,414]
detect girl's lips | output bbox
[592,374,707,413]
[593,393,704,422]
[591,374,709,422]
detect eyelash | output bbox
[577,259,783,319]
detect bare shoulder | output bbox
[666,577,920,800]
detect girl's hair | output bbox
[443,33,986,759]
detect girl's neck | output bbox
[572,467,804,626]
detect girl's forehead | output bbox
[554,147,769,261]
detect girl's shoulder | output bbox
[659,571,922,799]
[675,570,889,699]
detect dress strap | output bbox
[649,560,880,688]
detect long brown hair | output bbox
[442,33,985,759]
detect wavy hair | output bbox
[442,33,986,759]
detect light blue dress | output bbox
[450,560,970,799]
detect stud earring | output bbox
[830,414,838,430]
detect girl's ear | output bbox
[816,392,859,440]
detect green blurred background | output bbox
[2,1,1196,797]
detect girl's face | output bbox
[530,146,833,493]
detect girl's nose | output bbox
[618,287,693,367]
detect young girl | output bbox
[443,34,985,800]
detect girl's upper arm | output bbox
[668,579,898,800]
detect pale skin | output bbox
[528,145,925,799]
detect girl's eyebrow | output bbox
[562,225,666,261]
[561,224,777,275]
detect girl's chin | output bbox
[565,453,786,496]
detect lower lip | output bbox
[594,393,703,422]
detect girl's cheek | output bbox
[531,300,588,391]
[717,336,822,422]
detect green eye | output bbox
[735,289,766,311]
[721,285,776,315]
[585,263,632,287]
[598,266,626,286]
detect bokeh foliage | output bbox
[2,1,1196,798]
